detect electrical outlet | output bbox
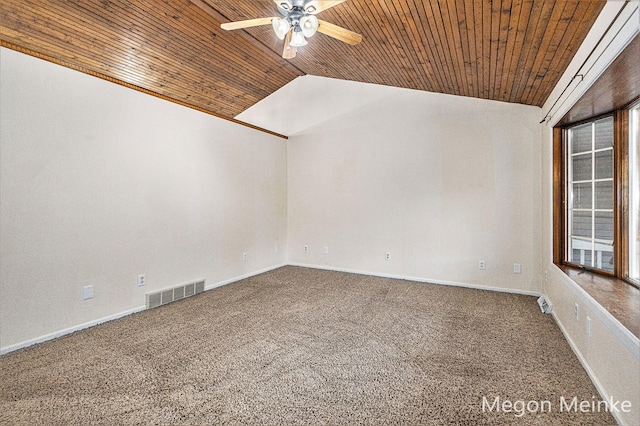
[274,244,279,254]
[242,252,248,261]
[513,263,522,274]
[304,245,309,253]
[83,285,94,300]
[385,252,391,261]
[323,246,329,255]
[586,316,592,337]
[478,260,486,270]
[136,274,145,287]
[574,303,580,321]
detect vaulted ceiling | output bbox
[0,0,606,124]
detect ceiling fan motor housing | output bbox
[285,8,305,27]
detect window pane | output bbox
[596,244,614,272]
[571,123,592,153]
[572,211,592,238]
[595,211,614,241]
[573,183,592,209]
[571,244,592,265]
[630,105,640,282]
[595,116,614,149]
[594,181,613,209]
[572,154,592,181]
[595,149,613,179]
[566,116,615,272]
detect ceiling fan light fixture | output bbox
[300,15,319,38]
[289,28,307,47]
[272,18,290,40]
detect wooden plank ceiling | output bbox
[0,0,605,121]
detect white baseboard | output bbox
[1,262,288,355]
[0,262,540,355]
[0,305,146,355]
[548,266,639,356]
[204,262,288,291]
[543,270,639,425]
[287,262,541,297]
[549,303,628,426]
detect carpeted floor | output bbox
[0,266,616,425]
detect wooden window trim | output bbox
[553,127,564,266]
[553,100,640,289]
[617,109,630,281]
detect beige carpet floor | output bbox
[0,266,616,425]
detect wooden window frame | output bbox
[553,99,640,288]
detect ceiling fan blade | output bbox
[221,17,276,31]
[282,29,297,59]
[316,19,362,45]
[305,1,347,14]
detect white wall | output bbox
[0,48,288,352]
[287,82,542,294]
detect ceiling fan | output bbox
[220,0,362,59]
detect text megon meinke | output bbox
[482,395,632,417]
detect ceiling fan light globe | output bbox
[289,30,307,47]
[272,18,290,40]
[300,15,318,38]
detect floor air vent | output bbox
[146,280,205,309]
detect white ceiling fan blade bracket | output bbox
[274,1,293,11]
[277,4,290,16]
[304,1,347,15]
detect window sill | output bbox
[557,265,639,338]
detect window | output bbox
[554,101,640,288]
[566,117,615,272]
[630,104,640,283]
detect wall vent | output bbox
[537,296,552,314]
[145,279,205,309]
